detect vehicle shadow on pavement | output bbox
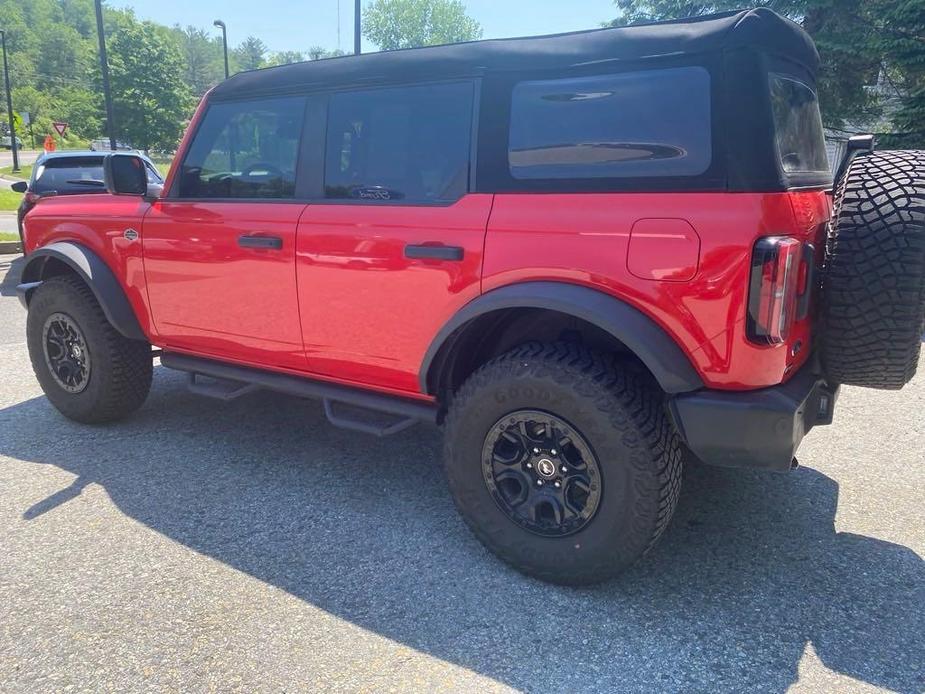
[0,254,25,296]
[1,370,922,693]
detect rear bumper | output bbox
[669,364,838,472]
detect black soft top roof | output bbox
[210,8,817,102]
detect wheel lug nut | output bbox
[533,447,540,454]
[551,449,557,455]
[536,479,543,486]
[554,481,561,488]
[560,466,567,473]
[526,462,532,469]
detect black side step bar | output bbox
[187,372,261,401]
[161,352,438,436]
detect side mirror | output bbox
[10,181,27,193]
[103,153,148,196]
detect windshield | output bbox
[769,74,829,175]
[33,157,106,194]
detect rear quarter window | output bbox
[508,66,712,181]
[769,74,829,174]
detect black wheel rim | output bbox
[481,410,602,537]
[42,312,91,394]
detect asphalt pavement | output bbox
[0,149,41,170]
[0,212,19,234]
[0,149,37,193]
[0,253,922,692]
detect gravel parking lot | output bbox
[1,254,922,693]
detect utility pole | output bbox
[0,31,19,172]
[214,20,229,79]
[94,0,117,151]
[354,0,361,55]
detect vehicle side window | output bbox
[508,67,712,180]
[177,96,305,199]
[145,162,163,184]
[769,74,829,174]
[324,82,473,203]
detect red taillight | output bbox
[747,236,803,344]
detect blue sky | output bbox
[117,0,619,54]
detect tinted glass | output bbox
[509,67,712,180]
[144,162,164,184]
[177,96,305,198]
[769,74,829,174]
[32,156,105,194]
[325,82,473,202]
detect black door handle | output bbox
[405,245,464,261]
[238,235,283,250]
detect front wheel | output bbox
[443,342,682,585]
[26,274,153,423]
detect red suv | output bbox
[16,9,925,584]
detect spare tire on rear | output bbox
[821,149,925,389]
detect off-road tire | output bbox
[443,342,682,585]
[821,149,925,389]
[27,274,153,423]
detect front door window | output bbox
[177,96,306,199]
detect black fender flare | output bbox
[420,281,704,395]
[19,241,147,341]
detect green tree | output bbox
[60,0,98,38]
[34,23,90,89]
[0,0,206,144]
[362,0,482,50]
[234,36,268,71]
[267,50,305,66]
[11,86,52,129]
[108,20,194,152]
[307,45,327,60]
[52,86,102,140]
[177,26,225,96]
[872,1,924,146]
[307,46,346,60]
[0,0,102,140]
[607,1,923,144]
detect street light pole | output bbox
[214,20,229,79]
[354,0,361,55]
[214,19,233,170]
[94,0,117,151]
[0,30,19,172]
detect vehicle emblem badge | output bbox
[536,458,557,479]
[123,228,139,241]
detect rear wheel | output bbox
[443,342,682,585]
[821,149,925,389]
[27,274,153,423]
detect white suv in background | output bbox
[89,139,134,152]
